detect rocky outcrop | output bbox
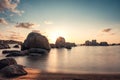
[0,58,27,77]
[2,50,21,54]
[2,50,27,57]
[50,44,56,48]
[0,40,22,45]
[0,44,10,49]
[0,58,17,69]
[0,64,27,77]
[55,37,66,48]
[21,32,51,51]
[55,37,76,49]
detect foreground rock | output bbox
[21,32,51,51]
[0,64,27,77]
[0,58,17,69]
[0,58,27,77]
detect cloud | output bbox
[0,18,8,24]
[44,21,53,24]
[0,0,23,15]
[102,28,112,32]
[15,22,39,29]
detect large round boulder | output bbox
[55,37,66,48]
[21,32,51,51]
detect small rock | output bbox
[13,45,19,48]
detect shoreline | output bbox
[1,68,120,80]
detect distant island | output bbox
[81,40,120,46]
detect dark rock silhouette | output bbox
[50,43,56,48]
[2,50,21,54]
[55,37,66,48]
[0,44,10,49]
[0,40,22,45]
[0,58,27,77]
[0,58,17,69]
[84,40,109,46]
[6,52,25,57]
[13,45,19,48]
[2,50,27,57]
[99,42,109,46]
[0,64,27,77]
[21,32,51,51]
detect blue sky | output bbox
[0,0,120,43]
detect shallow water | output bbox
[0,46,120,74]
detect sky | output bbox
[0,0,120,44]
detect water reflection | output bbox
[0,46,120,73]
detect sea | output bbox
[0,44,120,74]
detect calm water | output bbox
[0,46,120,74]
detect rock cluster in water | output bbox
[51,36,76,49]
[0,58,27,77]
[2,32,51,57]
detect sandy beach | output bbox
[0,68,120,80]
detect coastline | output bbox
[1,68,120,80]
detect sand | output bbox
[0,68,120,80]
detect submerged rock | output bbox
[0,58,17,69]
[21,32,51,51]
[0,64,27,77]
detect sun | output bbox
[49,31,67,43]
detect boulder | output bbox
[55,37,66,48]
[21,32,51,51]
[0,58,17,69]
[13,45,19,48]
[0,64,27,77]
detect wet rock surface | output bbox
[0,64,27,77]
[0,58,27,77]
[0,58,17,69]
